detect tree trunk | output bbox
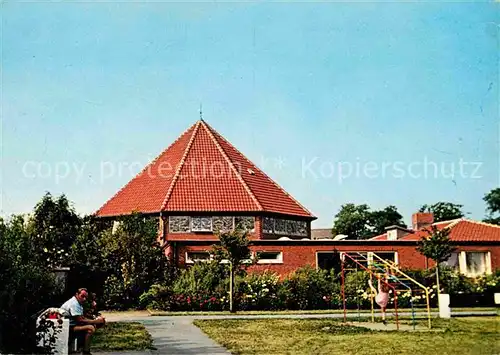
[229,261,235,313]
[435,264,441,295]
[435,263,441,314]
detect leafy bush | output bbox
[0,216,59,354]
[140,262,229,311]
[281,266,340,310]
[100,213,174,309]
[172,261,228,297]
[139,284,174,310]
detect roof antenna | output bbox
[199,103,203,121]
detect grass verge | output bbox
[194,316,500,355]
[91,322,154,352]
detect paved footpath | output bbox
[95,310,497,355]
[96,312,230,355]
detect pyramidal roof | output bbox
[96,120,315,219]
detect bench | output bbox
[36,308,70,354]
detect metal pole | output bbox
[426,288,432,329]
[229,261,234,313]
[341,255,346,323]
[394,290,399,331]
[410,290,415,330]
[370,271,374,323]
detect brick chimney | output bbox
[412,212,434,231]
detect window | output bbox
[274,219,287,235]
[263,217,274,234]
[464,252,490,277]
[317,252,341,272]
[235,216,255,232]
[169,216,190,233]
[256,251,283,264]
[191,216,212,232]
[296,221,308,237]
[444,251,492,277]
[286,220,308,236]
[340,252,369,269]
[370,252,398,265]
[262,217,308,236]
[185,251,211,264]
[442,252,460,271]
[212,216,234,233]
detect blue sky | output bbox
[1,1,498,227]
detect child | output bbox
[84,292,105,329]
[369,275,390,324]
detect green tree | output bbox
[369,205,405,236]
[69,215,112,299]
[419,202,464,222]
[212,228,252,312]
[483,188,500,225]
[416,225,456,296]
[0,215,57,353]
[28,193,82,267]
[101,213,171,309]
[332,204,371,240]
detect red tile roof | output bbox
[96,120,315,218]
[369,219,500,242]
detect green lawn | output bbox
[194,317,500,355]
[91,322,154,352]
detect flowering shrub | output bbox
[141,266,500,311]
[237,272,282,310]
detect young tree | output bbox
[483,188,500,225]
[332,204,371,240]
[212,228,252,313]
[416,225,456,295]
[419,202,464,222]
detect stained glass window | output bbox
[168,216,190,233]
[191,216,213,232]
[235,216,255,232]
[297,221,308,236]
[286,220,298,235]
[274,218,287,235]
[263,217,274,234]
[212,216,234,233]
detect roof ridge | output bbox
[442,218,462,229]
[204,122,315,218]
[95,122,198,216]
[160,121,202,210]
[200,120,263,211]
[462,218,500,229]
[432,218,463,226]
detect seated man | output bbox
[61,288,105,355]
